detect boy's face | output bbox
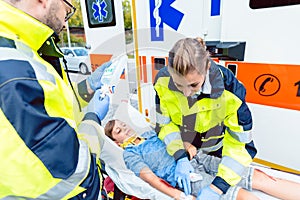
[111,120,135,144]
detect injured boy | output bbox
[104,119,300,200]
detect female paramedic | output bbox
[154,38,257,199]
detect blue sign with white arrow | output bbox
[150,0,184,41]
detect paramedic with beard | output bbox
[0,0,112,199]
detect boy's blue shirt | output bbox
[123,130,177,187]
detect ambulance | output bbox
[79,0,300,174]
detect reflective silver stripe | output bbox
[227,128,253,143]
[201,140,223,153]
[156,112,171,125]
[0,46,55,84]
[15,40,34,58]
[36,139,90,199]
[164,131,182,145]
[1,196,35,200]
[221,156,245,176]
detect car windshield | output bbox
[73,49,88,56]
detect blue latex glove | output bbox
[87,90,110,120]
[175,157,194,195]
[87,61,112,91]
[196,185,221,200]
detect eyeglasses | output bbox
[61,0,76,21]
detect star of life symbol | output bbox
[153,0,162,38]
[92,0,108,22]
[150,0,184,41]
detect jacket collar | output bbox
[208,60,225,99]
[0,1,55,52]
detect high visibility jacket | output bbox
[154,62,257,193]
[0,1,101,199]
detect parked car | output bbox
[60,47,91,74]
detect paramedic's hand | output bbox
[87,90,110,120]
[87,61,112,91]
[196,185,221,200]
[183,142,197,160]
[175,157,194,195]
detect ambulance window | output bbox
[85,0,116,28]
[250,0,300,9]
[154,58,166,70]
[227,64,237,76]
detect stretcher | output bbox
[98,101,172,200]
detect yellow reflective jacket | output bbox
[154,63,257,193]
[0,1,101,199]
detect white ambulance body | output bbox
[79,0,300,173]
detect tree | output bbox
[59,0,85,47]
[122,0,133,44]
[69,0,84,27]
[122,0,132,30]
